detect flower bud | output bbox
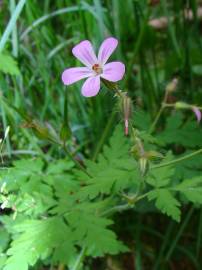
[130,137,145,159]
[22,120,57,142]
[139,157,149,176]
[166,78,178,93]
[149,17,168,30]
[145,150,164,161]
[175,101,190,109]
[184,7,202,21]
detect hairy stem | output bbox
[92,82,123,161]
[62,143,91,177]
[102,192,149,217]
[151,148,202,169]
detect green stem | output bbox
[151,149,202,170]
[196,208,202,258]
[165,207,194,260]
[124,9,150,88]
[148,88,171,134]
[148,105,165,134]
[10,0,18,57]
[62,144,91,178]
[1,106,11,157]
[154,221,175,270]
[71,246,87,270]
[102,192,149,217]
[0,0,26,52]
[57,263,65,270]
[92,109,116,161]
[1,150,38,156]
[20,6,86,40]
[101,203,133,217]
[161,0,181,60]
[92,81,126,161]
[149,100,202,134]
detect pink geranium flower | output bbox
[62,37,125,97]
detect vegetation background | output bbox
[1,0,202,269]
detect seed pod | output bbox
[122,94,132,136]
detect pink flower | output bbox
[192,106,202,122]
[61,37,125,97]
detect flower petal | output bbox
[98,37,118,65]
[72,40,97,67]
[81,76,100,97]
[62,67,93,85]
[101,61,125,82]
[192,106,201,122]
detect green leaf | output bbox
[147,189,181,222]
[67,211,128,257]
[4,217,75,270]
[76,125,139,200]
[0,53,20,75]
[0,227,10,252]
[46,158,74,174]
[157,112,202,147]
[147,152,175,187]
[173,177,202,204]
[175,152,202,179]
[134,109,151,131]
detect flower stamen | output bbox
[92,64,102,75]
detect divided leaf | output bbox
[67,211,128,257]
[147,152,175,187]
[157,112,202,147]
[76,125,139,200]
[4,217,75,270]
[147,189,181,222]
[173,177,202,204]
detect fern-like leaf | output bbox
[76,125,139,200]
[147,189,181,222]
[67,211,128,257]
[4,217,75,270]
[173,177,202,204]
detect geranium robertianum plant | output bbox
[1,36,202,270]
